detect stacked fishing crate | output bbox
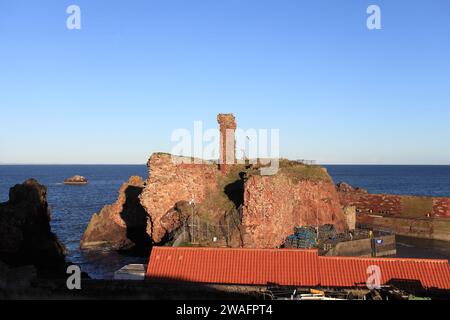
[285,226,317,249]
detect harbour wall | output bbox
[337,183,450,241]
[358,215,450,242]
[338,192,450,219]
[325,235,396,258]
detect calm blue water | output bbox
[325,165,450,197]
[1,165,450,278]
[0,165,148,279]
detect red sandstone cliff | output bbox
[139,153,219,244]
[79,113,351,249]
[81,154,349,249]
[242,170,347,248]
[80,176,151,250]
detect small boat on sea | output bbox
[64,175,88,185]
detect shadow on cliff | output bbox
[119,185,152,256]
[224,172,246,209]
[221,171,246,247]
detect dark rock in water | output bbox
[336,182,355,193]
[64,175,88,184]
[0,179,67,278]
[80,176,152,252]
[336,182,368,194]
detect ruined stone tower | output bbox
[217,113,237,173]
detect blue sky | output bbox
[0,0,449,164]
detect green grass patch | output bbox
[246,159,331,183]
[197,165,247,221]
[279,160,331,183]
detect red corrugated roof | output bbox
[319,256,450,289]
[146,247,450,290]
[146,247,319,286]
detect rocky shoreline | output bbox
[0,179,67,276]
[80,176,151,251]
[0,179,71,297]
[2,114,449,299]
[1,174,449,299]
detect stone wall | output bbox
[242,173,347,248]
[336,182,450,241]
[343,206,356,231]
[358,215,450,242]
[337,183,450,218]
[433,198,450,218]
[217,113,237,173]
[338,192,402,216]
[324,235,396,258]
[139,153,219,244]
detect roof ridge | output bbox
[152,247,319,254]
[318,255,450,265]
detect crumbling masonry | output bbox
[217,113,237,174]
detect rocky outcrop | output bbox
[0,179,67,277]
[81,154,349,249]
[336,182,367,194]
[80,153,224,248]
[78,114,353,249]
[158,201,193,240]
[64,175,88,184]
[139,153,219,244]
[80,176,151,250]
[242,171,347,248]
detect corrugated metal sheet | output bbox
[146,247,450,290]
[146,247,319,286]
[318,256,450,290]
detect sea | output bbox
[1,164,450,279]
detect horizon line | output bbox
[1,163,450,166]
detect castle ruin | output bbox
[217,113,237,174]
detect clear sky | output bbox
[1,0,449,164]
